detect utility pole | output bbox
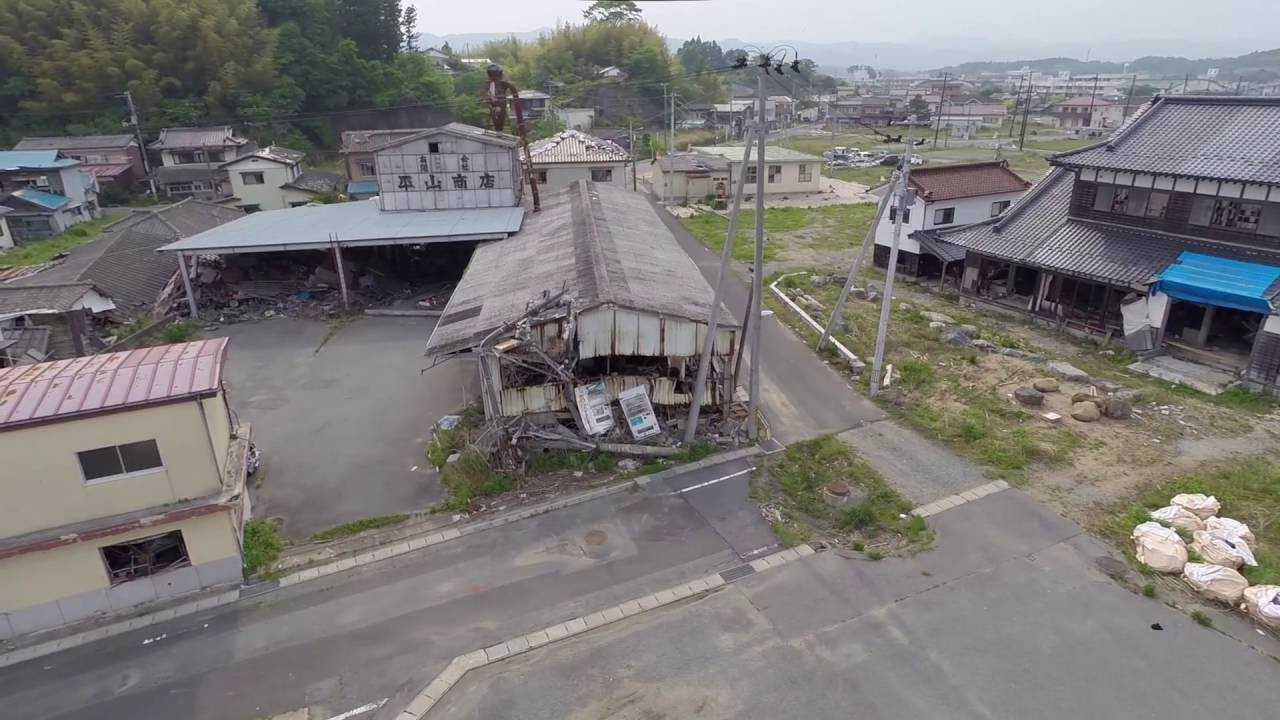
[666,84,677,205]
[868,117,918,398]
[1123,74,1137,118]
[818,173,895,350]
[1007,74,1025,138]
[1183,73,1189,94]
[1018,76,1033,150]
[683,125,757,443]
[1086,74,1099,129]
[932,72,949,149]
[745,59,768,440]
[629,120,637,192]
[117,90,156,196]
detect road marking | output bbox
[675,467,754,494]
[326,698,387,720]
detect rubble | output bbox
[1014,386,1045,406]
[1048,361,1091,383]
[1071,401,1101,422]
[1032,378,1060,393]
[920,311,955,324]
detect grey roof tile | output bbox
[0,283,96,314]
[14,135,136,151]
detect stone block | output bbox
[107,577,157,611]
[56,588,110,624]
[6,601,65,635]
[194,556,244,587]
[153,566,202,601]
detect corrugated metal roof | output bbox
[529,130,631,164]
[9,187,71,210]
[1052,96,1280,184]
[0,283,96,314]
[426,181,738,357]
[158,200,524,254]
[147,126,248,150]
[1152,252,1280,313]
[935,168,1280,288]
[84,163,133,178]
[908,161,1031,201]
[15,135,136,151]
[691,145,823,162]
[0,338,229,430]
[0,150,80,171]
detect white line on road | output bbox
[326,698,387,720]
[675,467,755,494]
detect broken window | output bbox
[100,531,190,585]
[767,165,782,183]
[358,161,376,177]
[77,439,163,483]
[590,168,613,182]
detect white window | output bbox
[591,168,613,182]
[241,172,265,185]
[77,439,163,484]
[798,164,813,182]
[990,200,1011,217]
[1190,197,1263,232]
[933,207,956,225]
[767,165,782,183]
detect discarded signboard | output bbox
[618,385,661,440]
[574,381,615,435]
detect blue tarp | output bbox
[1152,252,1280,315]
[346,181,378,197]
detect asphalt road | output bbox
[218,316,475,540]
[432,489,1280,720]
[0,458,771,720]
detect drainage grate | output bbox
[719,564,756,583]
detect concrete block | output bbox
[1,646,38,667]
[654,589,677,604]
[335,557,356,571]
[390,541,413,556]
[424,677,452,700]
[56,588,109,624]
[440,528,462,541]
[152,607,178,623]
[0,614,14,641]
[277,573,301,588]
[154,566,203,600]
[795,544,816,557]
[354,551,378,566]
[458,649,489,669]
[583,611,608,628]
[545,623,570,641]
[438,659,468,685]
[6,600,64,635]
[702,573,726,588]
[959,489,981,502]
[407,537,428,550]
[107,577,157,611]
[618,600,643,617]
[484,642,510,662]
[525,629,551,648]
[686,578,709,594]
[637,594,660,610]
[748,558,770,572]
[993,480,1010,490]
[194,556,243,587]
[506,635,530,654]
[425,532,446,546]
[403,693,436,718]
[80,626,111,644]
[601,606,624,623]
[564,617,588,634]
[669,584,692,600]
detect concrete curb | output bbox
[768,273,865,372]
[910,480,1009,518]
[395,543,817,719]
[0,447,761,670]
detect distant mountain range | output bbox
[415,30,1278,80]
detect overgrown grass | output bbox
[1099,457,1280,586]
[425,404,484,469]
[435,449,514,513]
[0,217,113,266]
[623,441,719,478]
[753,435,933,552]
[1191,609,1213,627]
[680,204,877,262]
[311,513,411,542]
[161,320,198,343]
[242,518,284,577]
[525,449,618,475]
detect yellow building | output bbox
[0,338,250,639]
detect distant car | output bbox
[879,154,900,167]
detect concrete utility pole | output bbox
[746,61,768,440]
[629,120,637,191]
[932,72,949,149]
[1086,74,1099,128]
[1124,75,1137,118]
[665,84,677,205]
[1018,77,1033,150]
[868,117,918,398]
[818,173,896,351]
[683,124,757,443]
[118,90,157,196]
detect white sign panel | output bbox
[618,385,661,440]
[574,381,614,435]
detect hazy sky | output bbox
[414,0,1278,55]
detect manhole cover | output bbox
[1095,556,1129,577]
[584,529,608,546]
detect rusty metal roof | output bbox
[0,337,228,430]
[529,130,631,164]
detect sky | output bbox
[413,0,1279,58]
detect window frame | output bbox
[767,164,783,183]
[990,200,1011,217]
[744,165,758,184]
[77,439,164,486]
[798,163,813,182]
[590,167,614,183]
[358,160,376,178]
[888,206,911,223]
[241,171,265,186]
[534,169,548,184]
[933,207,956,225]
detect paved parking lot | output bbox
[217,316,477,540]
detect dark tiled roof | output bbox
[908,161,1031,202]
[283,170,346,194]
[933,168,1280,288]
[15,135,136,151]
[148,126,248,150]
[1052,96,1280,184]
[0,283,97,314]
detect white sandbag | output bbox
[1132,522,1187,573]
[1170,493,1220,520]
[1191,529,1256,569]
[1149,505,1205,533]
[1183,562,1249,604]
[1205,516,1256,546]
[1243,586,1280,629]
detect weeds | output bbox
[242,519,284,577]
[435,449,513,513]
[161,320,198,343]
[1142,583,1157,598]
[311,514,411,541]
[1191,609,1213,627]
[525,449,618,475]
[896,359,934,389]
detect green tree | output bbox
[907,94,931,119]
[677,37,725,74]
[582,1,642,25]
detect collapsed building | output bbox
[425,180,741,444]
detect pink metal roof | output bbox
[0,337,228,430]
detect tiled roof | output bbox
[907,161,1031,202]
[148,126,248,150]
[222,145,305,167]
[932,168,1280,288]
[340,128,432,154]
[0,338,229,430]
[6,187,71,211]
[0,150,80,171]
[1052,96,1280,184]
[15,135,135,151]
[84,163,133,178]
[283,170,346,194]
[0,283,96,314]
[529,130,631,164]
[426,181,737,357]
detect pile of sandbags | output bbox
[1132,521,1187,573]
[1183,563,1249,604]
[1242,586,1280,629]
[1191,529,1257,569]
[1149,505,1205,532]
[1170,493,1221,520]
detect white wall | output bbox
[376,133,520,211]
[875,189,1027,255]
[538,163,629,191]
[0,215,12,249]
[224,158,301,211]
[727,159,821,194]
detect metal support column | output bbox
[177,251,198,319]
[333,241,350,309]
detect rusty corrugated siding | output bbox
[497,374,721,417]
